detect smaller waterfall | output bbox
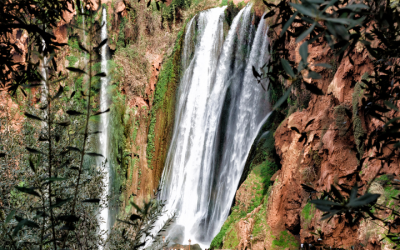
[40,38,48,126]
[99,7,110,248]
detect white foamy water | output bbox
[98,7,110,249]
[158,5,271,248]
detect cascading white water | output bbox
[40,38,47,109]
[159,5,270,247]
[99,7,110,247]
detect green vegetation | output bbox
[147,26,185,167]
[67,55,79,67]
[210,160,277,248]
[161,0,193,26]
[222,227,240,249]
[271,230,300,249]
[301,203,316,228]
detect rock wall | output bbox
[214,4,400,250]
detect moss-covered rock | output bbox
[271,230,300,250]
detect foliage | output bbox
[301,203,316,227]
[0,1,174,249]
[224,1,246,26]
[0,0,74,92]
[0,2,107,247]
[271,230,300,249]
[107,198,175,250]
[147,27,185,167]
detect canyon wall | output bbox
[213,9,400,250]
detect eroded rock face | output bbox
[221,24,399,249]
[265,44,398,248]
[53,2,76,44]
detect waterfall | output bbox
[159,4,270,247]
[99,7,110,247]
[40,38,48,128]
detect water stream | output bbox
[99,7,110,248]
[159,5,270,248]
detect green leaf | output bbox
[307,71,322,79]
[350,185,358,201]
[66,67,87,74]
[299,41,308,63]
[78,42,89,53]
[67,146,81,152]
[51,85,64,100]
[273,86,292,110]
[347,193,380,208]
[50,76,67,85]
[325,17,352,25]
[70,91,76,99]
[280,12,298,37]
[29,157,36,173]
[15,186,41,197]
[301,184,317,193]
[66,110,85,116]
[5,210,16,224]
[85,152,104,157]
[13,219,39,236]
[330,185,344,202]
[252,66,261,78]
[342,3,369,10]
[56,121,71,127]
[309,199,341,206]
[96,38,108,49]
[91,108,110,117]
[26,147,45,155]
[384,101,399,112]
[290,3,318,17]
[280,59,295,78]
[314,63,332,69]
[304,82,324,95]
[24,112,43,121]
[130,201,144,214]
[51,197,72,208]
[95,72,107,77]
[296,22,316,43]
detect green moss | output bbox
[222,227,240,249]
[259,158,278,195]
[252,205,269,239]
[146,25,185,167]
[271,230,300,249]
[220,0,228,6]
[301,203,316,227]
[161,0,192,25]
[67,55,79,67]
[211,161,276,248]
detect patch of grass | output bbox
[67,55,78,67]
[222,227,240,249]
[301,203,316,227]
[271,230,300,249]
